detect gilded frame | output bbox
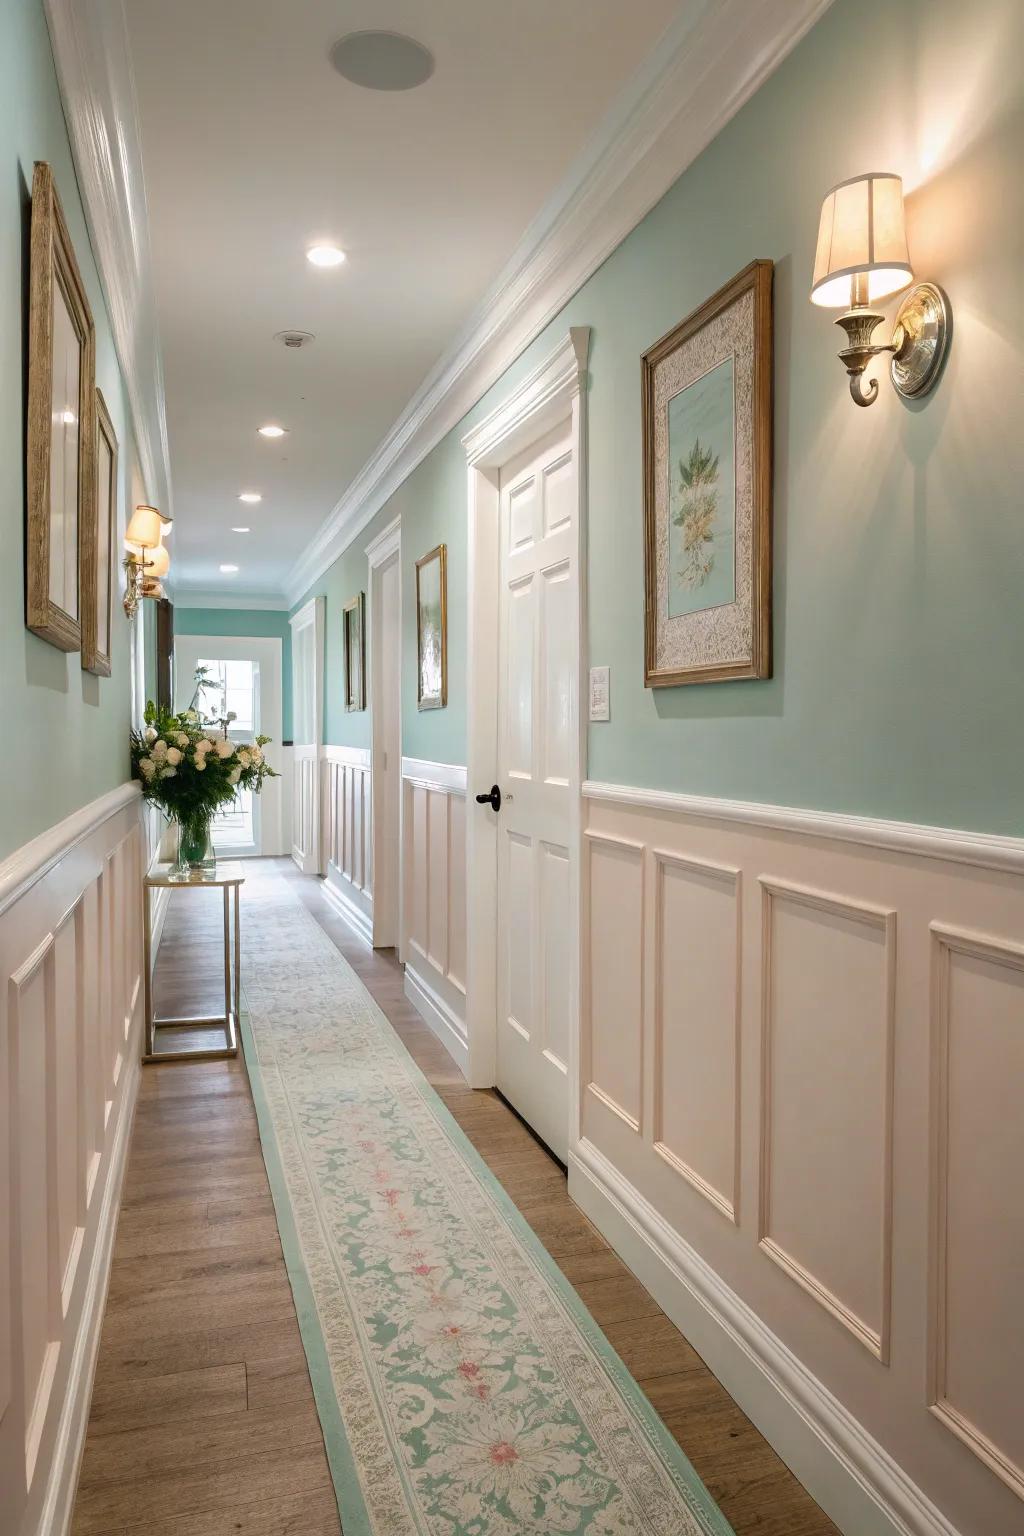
[343,592,366,712]
[81,386,118,675]
[642,259,773,686]
[415,543,447,710]
[26,161,96,652]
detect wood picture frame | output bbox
[343,592,366,712]
[26,161,96,652]
[415,543,447,710]
[81,386,117,675]
[642,259,772,687]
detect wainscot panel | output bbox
[0,782,144,1536]
[401,759,468,1075]
[572,781,1024,1536]
[320,745,373,945]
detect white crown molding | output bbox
[283,0,833,604]
[43,0,172,515]
[365,514,402,569]
[171,588,290,612]
[462,328,590,467]
[583,780,1024,876]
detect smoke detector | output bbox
[274,330,315,349]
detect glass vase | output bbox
[171,811,215,881]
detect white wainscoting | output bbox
[0,783,144,1536]
[291,745,320,876]
[401,759,468,1076]
[572,781,1024,1536]
[320,746,373,945]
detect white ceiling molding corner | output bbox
[44,0,172,515]
[284,0,833,605]
[170,587,290,613]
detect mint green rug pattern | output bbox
[239,867,733,1536]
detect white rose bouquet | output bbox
[131,691,277,873]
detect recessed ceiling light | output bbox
[238,491,262,503]
[257,424,287,438]
[306,245,346,268]
[231,527,250,534]
[219,563,239,573]
[330,31,435,91]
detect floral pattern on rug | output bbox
[240,870,732,1536]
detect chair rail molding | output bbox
[282,0,833,605]
[582,780,1024,875]
[43,0,171,515]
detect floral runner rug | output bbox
[239,866,733,1536]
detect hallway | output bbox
[72,862,834,1536]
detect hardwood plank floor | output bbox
[72,858,837,1536]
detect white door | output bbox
[371,550,401,946]
[290,598,324,875]
[495,421,576,1162]
[173,634,284,855]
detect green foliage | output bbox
[132,669,277,824]
[673,436,721,590]
[676,437,719,492]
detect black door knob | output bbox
[475,784,502,813]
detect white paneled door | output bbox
[495,421,575,1162]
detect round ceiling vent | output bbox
[274,330,315,349]
[329,31,434,92]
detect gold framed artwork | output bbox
[26,160,97,652]
[343,592,366,711]
[415,543,447,710]
[642,259,773,687]
[81,387,118,676]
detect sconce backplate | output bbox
[890,282,950,400]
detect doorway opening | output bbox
[367,516,402,947]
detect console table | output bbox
[143,862,245,1063]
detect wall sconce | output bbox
[811,172,950,407]
[123,504,172,617]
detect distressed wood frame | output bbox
[415,544,448,711]
[343,591,366,713]
[81,386,117,675]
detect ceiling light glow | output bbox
[231,527,251,534]
[238,491,262,503]
[257,424,287,438]
[306,244,346,268]
[219,563,239,573]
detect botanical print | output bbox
[417,544,447,709]
[241,869,732,1536]
[667,357,735,617]
[344,593,365,711]
[49,276,82,622]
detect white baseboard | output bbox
[404,961,469,1079]
[37,1049,140,1536]
[320,874,374,947]
[569,1137,961,1536]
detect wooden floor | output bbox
[71,858,837,1536]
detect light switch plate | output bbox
[589,666,610,722]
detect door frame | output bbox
[461,327,590,1114]
[366,514,402,947]
[172,632,284,855]
[289,596,325,874]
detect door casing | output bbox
[462,328,590,1149]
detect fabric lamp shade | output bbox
[125,504,164,550]
[146,543,170,579]
[811,173,913,307]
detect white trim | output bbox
[583,780,1024,877]
[33,1056,140,1536]
[364,514,403,569]
[320,873,374,948]
[569,1137,962,1536]
[462,329,591,466]
[0,782,140,918]
[172,590,290,612]
[400,759,468,794]
[404,962,470,1079]
[43,0,171,516]
[282,0,833,605]
[322,744,372,769]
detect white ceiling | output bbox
[123,0,682,600]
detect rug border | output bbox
[240,891,736,1536]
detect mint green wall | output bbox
[174,607,293,738]
[296,0,1022,834]
[0,0,137,861]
